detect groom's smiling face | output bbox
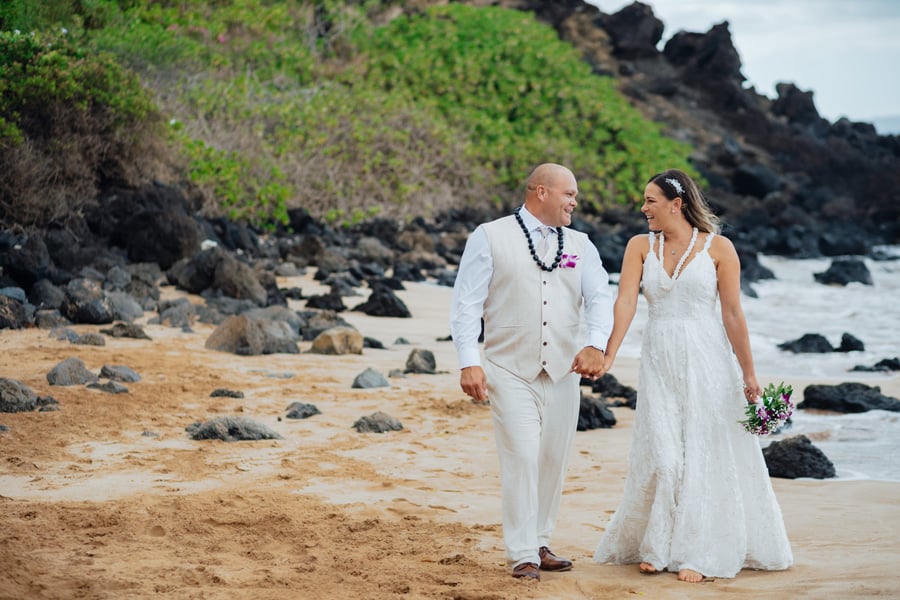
[535,170,578,228]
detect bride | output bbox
[593,169,792,582]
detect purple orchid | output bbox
[559,253,579,269]
[740,381,794,436]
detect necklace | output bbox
[658,227,698,284]
[514,207,564,272]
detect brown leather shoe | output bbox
[512,562,540,580]
[539,546,573,572]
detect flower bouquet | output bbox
[739,382,794,435]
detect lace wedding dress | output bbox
[593,232,793,578]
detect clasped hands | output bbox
[459,347,610,402]
[571,346,609,380]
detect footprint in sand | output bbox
[391,497,422,507]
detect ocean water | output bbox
[612,245,900,482]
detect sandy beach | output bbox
[1,272,899,599]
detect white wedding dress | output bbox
[593,232,792,578]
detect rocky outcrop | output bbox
[86,182,203,270]
[462,0,900,249]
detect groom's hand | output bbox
[460,366,488,403]
[571,346,606,380]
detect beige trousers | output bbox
[485,360,580,567]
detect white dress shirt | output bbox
[449,205,614,370]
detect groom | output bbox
[449,163,614,580]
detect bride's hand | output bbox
[743,375,762,403]
[602,354,615,374]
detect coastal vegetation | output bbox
[0,0,695,229]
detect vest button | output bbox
[543,321,547,326]
[543,300,547,305]
[542,360,547,365]
[542,342,547,346]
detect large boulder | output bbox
[404,348,436,374]
[352,367,389,389]
[186,416,282,441]
[353,411,402,434]
[813,258,873,286]
[0,234,51,288]
[799,382,900,413]
[205,315,299,355]
[167,247,267,306]
[0,379,38,412]
[577,394,617,430]
[298,309,352,341]
[0,294,28,329]
[353,285,411,318]
[308,326,363,355]
[777,333,833,354]
[762,435,836,479]
[28,279,66,310]
[47,357,98,386]
[90,183,203,270]
[60,278,115,325]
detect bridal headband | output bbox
[665,177,684,196]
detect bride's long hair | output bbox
[648,169,720,234]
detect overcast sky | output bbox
[586,0,900,133]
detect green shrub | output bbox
[0,0,137,33]
[86,1,484,227]
[274,83,484,224]
[0,29,165,227]
[1,1,698,229]
[357,4,696,211]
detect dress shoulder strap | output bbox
[701,232,716,253]
[647,231,656,251]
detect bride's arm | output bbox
[714,236,761,400]
[601,235,644,372]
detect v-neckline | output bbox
[654,231,707,281]
[657,249,705,281]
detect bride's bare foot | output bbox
[678,569,703,583]
[639,562,658,574]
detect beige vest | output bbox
[482,215,587,382]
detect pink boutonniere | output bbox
[559,253,579,269]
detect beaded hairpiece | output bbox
[665,177,684,196]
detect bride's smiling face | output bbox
[640,182,671,229]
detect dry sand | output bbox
[1,273,899,599]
